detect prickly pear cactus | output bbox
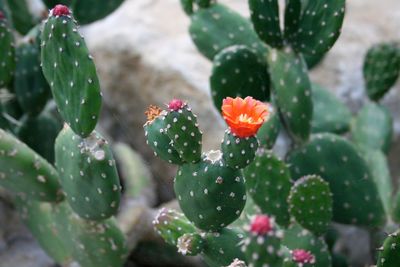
[189,3,268,60]
[0,12,15,88]
[256,104,281,149]
[248,0,283,48]
[5,0,35,35]
[352,102,393,154]
[243,150,292,227]
[363,42,400,101]
[311,83,352,134]
[0,128,63,202]
[287,133,385,227]
[210,45,270,110]
[55,125,121,220]
[41,5,102,137]
[288,175,333,236]
[221,130,258,169]
[377,231,400,267]
[71,0,124,25]
[267,49,313,143]
[174,150,246,231]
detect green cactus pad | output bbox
[177,233,205,256]
[210,45,270,111]
[189,3,268,60]
[180,0,193,15]
[363,42,400,101]
[282,224,331,267]
[17,112,62,163]
[14,41,51,116]
[377,231,400,267]
[53,202,128,267]
[0,128,63,201]
[0,15,15,88]
[55,126,121,220]
[267,49,313,143]
[358,146,392,216]
[153,208,197,246]
[243,150,292,227]
[41,8,102,137]
[248,0,283,48]
[71,0,124,25]
[164,104,202,164]
[221,130,258,169]
[15,198,73,265]
[202,229,246,267]
[287,133,386,227]
[144,110,183,165]
[352,103,393,154]
[256,103,281,149]
[175,150,246,231]
[284,0,301,42]
[5,0,35,35]
[311,83,352,134]
[288,175,333,236]
[287,0,345,58]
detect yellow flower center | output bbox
[238,113,254,123]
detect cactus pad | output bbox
[5,0,35,35]
[221,130,258,169]
[55,125,121,220]
[41,6,102,137]
[177,233,205,256]
[0,14,15,88]
[377,231,400,267]
[288,175,333,236]
[189,4,268,60]
[287,133,385,227]
[256,103,281,149]
[210,45,270,111]
[0,128,62,201]
[268,49,313,143]
[174,150,246,231]
[352,103,393,154]
[363,42,400,101]
[248,0,283,48]
[243,150,292,227]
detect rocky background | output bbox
[0,0,399,266]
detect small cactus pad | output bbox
[287,133,386,227]
[243,150,292,227]
[153,208,197,246]
[287,0,345,58]
[164,100,202,163]
[363,42,400,101]
[210,45,270,111]
[41,6,102,137]
[144,105,183,165]
[221,130,258,169]
[377,231,400,267]
[256,103,281,149]
[282,224,331,267]
[0,14,15,88]
[202,228,246,267]
[248,0,283,48]
[16,112,62,163]
[358,146,392,216]
[14,40,51,115]
[268,49,313,143]
[5,0,35,35]
[352,103,393,154]
[311,83,352,134]
[174,150,246,231]
[242,215,284,267]
[177,233,205,256]
[55,125,121,220]
[0,128,63,202]
[15,198,72,264]
[189,3,268,60]
[52,202,128,267]
[288,175,333,236]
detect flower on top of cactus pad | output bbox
[168,99,185,111]
[51,5,71,17]
[222,96,269,138]
[145,105,163,122]
[250,214,273,235]
[291,249,316,265]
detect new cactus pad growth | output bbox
[41,5,102,137]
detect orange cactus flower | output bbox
[222,96,269,138]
